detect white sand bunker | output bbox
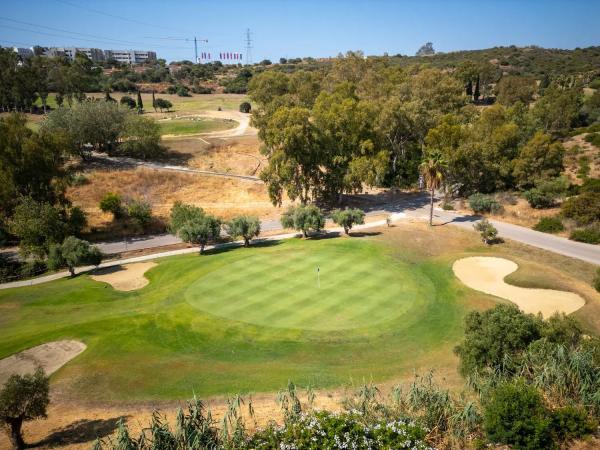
[453,257,585,317]
[0,340,86,385]
[91,261,157,291]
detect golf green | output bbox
[0,236,468,401]
[186,244,430,330]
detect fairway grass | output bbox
[0,235,470,402]
[159,117,237,136]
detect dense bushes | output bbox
[484,380,554,449]
[483,381,595,449]
[524,188,555,208]
[524,176,570,209]
[561,191,600,225]
[533,216,564,233]
[468,193,502,214]
[569,225,600,244]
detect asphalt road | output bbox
[94,194,600,266]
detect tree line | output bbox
[248,51,599,206]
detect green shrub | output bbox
[441,201,454,210]
[550,406,596,442]
[581,178,600,193]
[594,268,600,292]
[454,305,542,376]
[484,380,553,450]
[119,95,136,109]
[473,218,498,244]
[569,226,600,244]
[577,155,591,179]
[524,188,556,208]
[47,243,65,271]
[99,192,123,219]
[561,191,600,225]
[584,132,600,148]
[533,216,564,233]
[176,85,190,97]
[127,199,152,229]
[469,193,502,214]
[239,101,251,113]
[19,259,46,278]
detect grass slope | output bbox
[0,235,469,402]
[159,118,236,136]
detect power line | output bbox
[0,16,180,48]
[52,0,192,34]
[0,19,189,50]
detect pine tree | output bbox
[466,80,473,98]
[152,90,157,112]
[473,76,480,102]
[136,91,143,114]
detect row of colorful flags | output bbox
[200,52,243,61]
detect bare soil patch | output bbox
[453,256,585,317]
[91,262,157,291]
[0,340,86,385]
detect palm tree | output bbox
[419,152,447,226]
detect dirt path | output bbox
[0,341,86,385]
[160,110,255,139]
[453,256,586,317]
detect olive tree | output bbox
[225,215,261,247]
[331,208,365,235]
[178,215,221,254]
[281,205,325,238]
[0,368,49,450]
[48,236,102,276]
[473,219,498,245]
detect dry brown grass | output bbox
[67,167,287,231]
[453,197,567,233]
[164,135,265,176]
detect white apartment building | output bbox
[12,47,34,59]
[43,47,105,62]
[104,49,157,64]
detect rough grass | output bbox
[158,117,236,136]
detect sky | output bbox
[2,0,600,63]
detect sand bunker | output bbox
[453,256,585,317]
[91,261,157,291]
[0,340,86,385]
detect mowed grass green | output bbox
[159,118,237,136]
[0,236,470,402]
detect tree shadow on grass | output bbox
[348,231,382,238]
[203,238,284,256]
[30,416,128,448]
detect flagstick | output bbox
[317,266,320,289]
